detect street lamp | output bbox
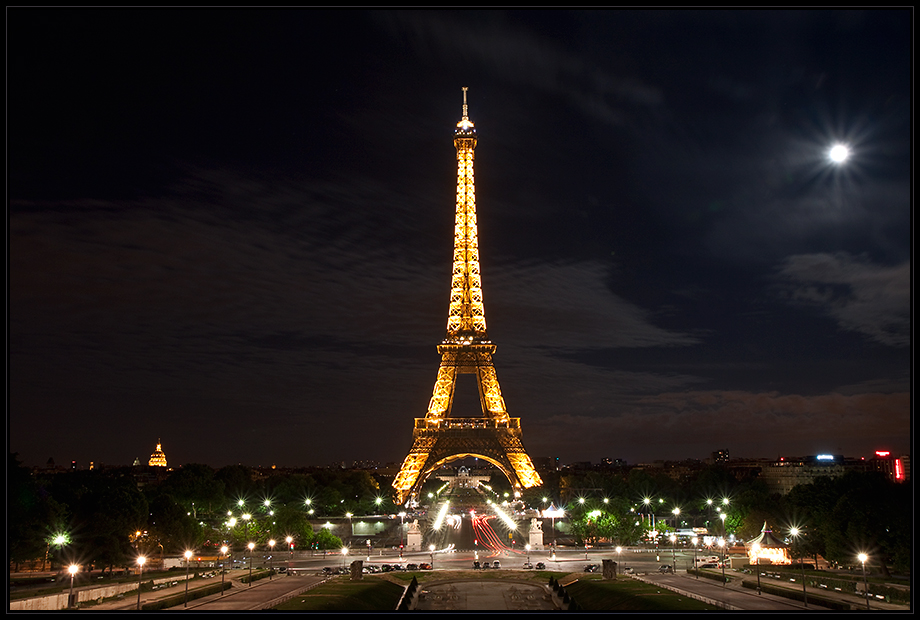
[136,556,146,610]
[184,550,193,607]
[691,537,698,579]
[429,544,435,569]
[789,528,807,607]
[669,534,677,572]
[342,547,349,569]
[247,542,255,586]
[718,539,726,588]
[286,536,294,559]
[858,553,870,610]
[526,544,532,564]
[615,546,622,576]
[752,542,762,595]
[398,512,406,558]
[269,540,276,579]
[67,564,79,609]
[242,512,252,545]
[220,546,229,596]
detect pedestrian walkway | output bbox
[413,579,558,611]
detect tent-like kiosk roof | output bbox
[745,521,787,549]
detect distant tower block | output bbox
[392,88,542,505]
[148,440,167,467]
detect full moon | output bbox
[828,143,850,164]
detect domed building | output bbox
[148,440,168,467]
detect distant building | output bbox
[148,440,168,467]
[759,455,846,495]
[710,450,729,464]
[868,451,910,482]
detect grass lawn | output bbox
[564,575,720,610]
[272,571,720,611]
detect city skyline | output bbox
[10,9,911,469]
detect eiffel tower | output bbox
[392,88,542,505]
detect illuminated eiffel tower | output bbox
[392,88,542,505]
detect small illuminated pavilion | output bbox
[148,440,168,467]
[745,521,790,565]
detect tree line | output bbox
[9,453,910,576]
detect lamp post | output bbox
[136,556,146,610]
[790,528,807,607]
[242,513,252,544]
[691,537,698,578]
[46,533,69,572]
[527,544,532,564]
[858,553,870,610]
[719,513,727,586]
[220,545,229,596]
[398,512,406,559]
[247,542,255,586]
[184,550,193,607]
[669,534,677,573]
[753,543,762,595]
[269,540,275,579]
[342,547,348,570]
[286,536,294,560]
[615,546,622,576]
[67,564,79,609]
[429,544,435,569]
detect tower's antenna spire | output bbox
[461,86,469,120]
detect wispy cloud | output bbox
[773,252,909,347]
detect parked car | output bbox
[535,562,546,570]
[522,562,534,569]
[276,566,287,573]
[406,563,418,571]
[322,567,334,575]
[699,563,718,568]
[584,564,599,573]
[472,561,481,569]
[418,563,432,570]
[622,567,634,574]
[658,565,673,574]
[481,561,491,569]
[492,561,501,569]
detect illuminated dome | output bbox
[148,440,167,467]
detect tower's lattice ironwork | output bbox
[392,88,542,505]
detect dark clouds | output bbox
[9,9,910,469]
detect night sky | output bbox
[9,9,911,470]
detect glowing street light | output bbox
[341,547,349,569]
[669,533,677,572]
[136,556,146,610]
[789,528,807,607]
[247,542,255,586]
[286,535,294,559]
[691,537,699,579]
[220,545,229,596]
[615,546,622,576]
[67,564,79,609]
[269,540,276,579]
[184,550,193,607]
[858,553,870,609]
[398,512,406,558]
